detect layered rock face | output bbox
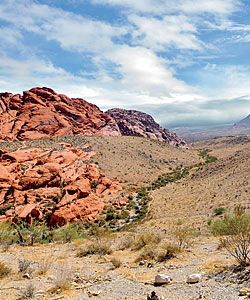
[0,87,121,141]
[0,144,122,225]
[106,108,188,148]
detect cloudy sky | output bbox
[0,0,250,130]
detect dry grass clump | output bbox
[135,244,158,262]
[157,243,181,261]
[118,235,134,250]
[53,265,74,291]
[36,257,53,275]
[135,242,180,263]
[18,283,35,299]
[111,257,122,269]
[132,232,161,251]
[0,261,11,279]
[77,240,112,257]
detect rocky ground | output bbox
[0,235,246,300]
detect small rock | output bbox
[147,291,159,300]
[239,287,250,296]
[186,274,202,284]
[139,260,147,265]
[23,273,31,279]
[154,274,172,285]
[147,263,153,268]
[48,275,56,281]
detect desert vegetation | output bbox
[0,136,249,299]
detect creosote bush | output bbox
[132,232,161,250]
[77,241,112,257]
[211,205,250,267]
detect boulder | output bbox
[186,273,202,284]
[154,274,172,285]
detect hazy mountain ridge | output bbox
[174,114,250,142]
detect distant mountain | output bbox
[106,108,188,148]
[174,114,250,142]
[234,114,250,128]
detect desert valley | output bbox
[0,88,249,300]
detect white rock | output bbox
[48,275,56,281]
[155,274,172,284]
[23,273,31,279]
[186,273,202,284]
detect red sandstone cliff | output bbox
[0,87,121,141]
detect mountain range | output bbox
[174,114,250,142]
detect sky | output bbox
[0,0,250,130]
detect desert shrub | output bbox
[211,206,250,267]
[18,284,35,299]
[111,257,122,268]
[54,223,86,243]
[53,265,73,291]
[213,207,225,216]
[77,241,112,257]
[18,259,32,274]
[132,232,161,251]
[174,226,193,249]
[37,257,53,275]
[119,236,134,250]
[156,243,180,262]
[0,221,14,245]
[0,204,11,215]
[135,244,157,262]
[11,220,53,245]
[0,261,11,279]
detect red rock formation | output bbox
[0,87,121,141]
[106,108,188,148]
[0,145,122,225]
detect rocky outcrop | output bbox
[106,108,188,148]
[0,87,121,141]
[0,144,122,225]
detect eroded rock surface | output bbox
[0,87,121,141]
[106,108,188,148]
[0,144,122,225]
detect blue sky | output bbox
[1,0,250,130]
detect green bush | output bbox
[213,207,225,216]
[211,206,250,267]
[0,205,11,215]
[54,223,86,243]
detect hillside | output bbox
[142,136,250,232]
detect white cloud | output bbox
[104,45,195,97]
[0,0,127,53]
[129,14,202,51]
[92,0,239,16]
